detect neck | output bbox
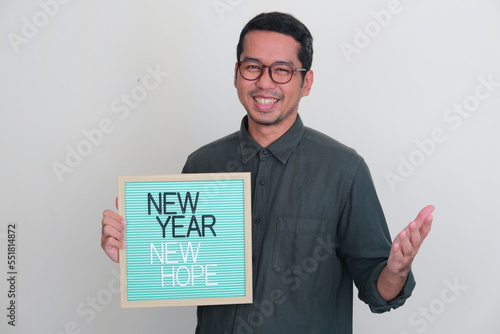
[247,114,297,147]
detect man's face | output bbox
[234,30,313,129]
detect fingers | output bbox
[398,220,424,256]
[101,209,126,263]
[408,221,423,250]
[102,224,124,245]
[413,204,435,229]
[402,228,415,256]
[102,210,125,241]
[102,234,124,255]
[388,206,435,276]
[420,214,433,240]
[390,227,416,273]
[408,205,434,246]
[390,235,411,274]
[102,238,121,263]
[102,209,124,226]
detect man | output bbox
[101,12,434,333]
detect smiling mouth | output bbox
[254,97,279,105]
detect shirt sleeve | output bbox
[337,158,416,313]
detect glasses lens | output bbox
[270,64,293,84]
[239,61,262,81]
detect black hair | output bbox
[236,12,313,75]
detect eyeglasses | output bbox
[237,59,308,84]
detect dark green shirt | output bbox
[183,115,415,334]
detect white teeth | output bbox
[255,97,278,105]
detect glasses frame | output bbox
[237,59,308,84]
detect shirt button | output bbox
[262,148,269,154]
[259,179,265,186]
[254,218,261,224]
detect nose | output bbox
[255,66,277,89]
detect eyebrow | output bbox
[242,57,294,66]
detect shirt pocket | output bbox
[272,217,328,274]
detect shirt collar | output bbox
[239,115,305,164]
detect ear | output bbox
[233,62,239,88]
[301,70,314,97]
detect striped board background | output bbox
[118,173,252,308]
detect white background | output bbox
[1,1,499,333]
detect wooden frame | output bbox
[118,173,252,308]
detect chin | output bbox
[249,112,281,126]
